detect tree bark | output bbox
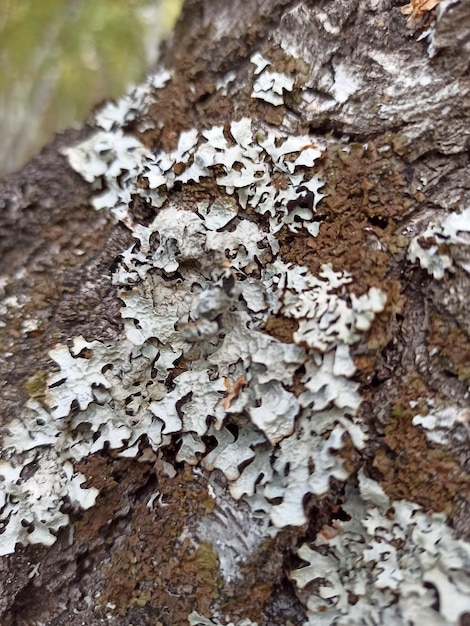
[1,1,470,624]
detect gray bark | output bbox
[1,1,469,624]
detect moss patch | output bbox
[73,448,304,624]
[427,315,470,383]
[75,453,222,621]
[264,315,299,343]
[25,370,48,398]
[279,137,417,293]
[371,382,470,517]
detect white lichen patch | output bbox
[291,472,470,626]
[0,448,97,556]
[274,261,387,351]
[407,207,470,278]
[413,404,470,446]
[250,51,295,106]
[11,56,464,626]
[94,69,171,132]
[331,63,360,104]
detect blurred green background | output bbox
[0,0,183,176]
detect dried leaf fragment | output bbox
[401,0,442,19]
[223,375,248,410]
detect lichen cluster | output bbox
[408,207,470,279]
[291,471,470,626]
[1,51,469,626]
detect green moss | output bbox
[25,369,47,398]
[190,541,221,598]
[391,404,403,418]
[391,133,409,156]
[132,590,152,608]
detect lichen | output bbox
[291,472,470,626]
[250,52,295,106]
[407,207,470,279]
[1,48,468,626]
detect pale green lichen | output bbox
[407,207,470,279]
[291,471,470,626]
[1,78,378,568]
[2,50,467,626]
[250,51,295,106]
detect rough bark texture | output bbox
[1,1,470,625]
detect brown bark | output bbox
[1,1,469,624]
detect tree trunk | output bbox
[1,1,470,624]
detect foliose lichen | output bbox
[291,470,470,626]
[407,207,470,279]
[1,56,468,625]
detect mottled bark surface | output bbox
[0,128,132,426]
[1,1,470,625]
